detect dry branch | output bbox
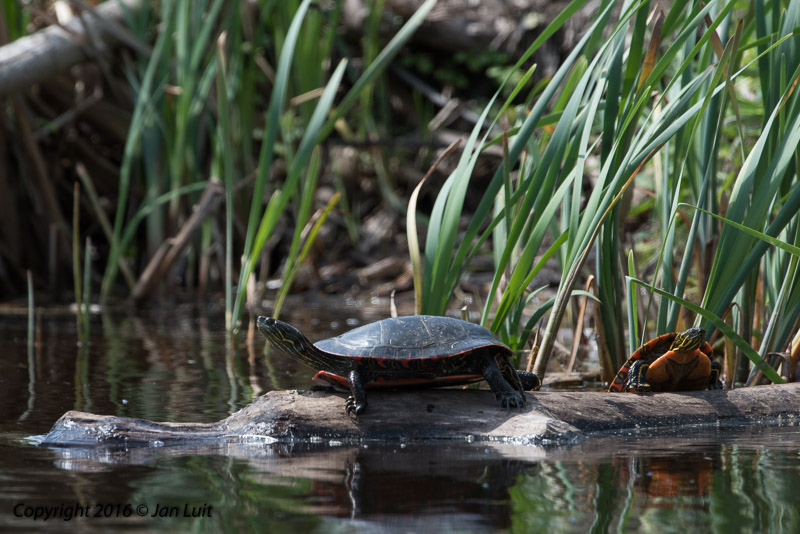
[132,179,224,303]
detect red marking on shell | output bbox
[312,370,484,389]
[368,374,483,387]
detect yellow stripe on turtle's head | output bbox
[669,327,706,352]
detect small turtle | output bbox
[608,327,723,393]
[257,315,540,415]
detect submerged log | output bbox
[41,383,800,448]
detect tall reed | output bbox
[411,0,800,384]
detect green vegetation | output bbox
[409,0,800,384]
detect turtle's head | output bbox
[257,316,304,345]
[257,316,283,337]
[257,316,320,365]
[670,327,705,352]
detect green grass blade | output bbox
[319,0,438,139]
[423,93,499,314]
[101,0,177,301]
[443,0,615,282]
[27,270,34,356]
[272,154,337,319]
[238,0,313,291]
[82,237,92,343]
[683,203,800,258]
[487,171,577,327]
[232,55,347,332]
[626,252,638,355]
[72,182,83,344]
[215,31,235,336]
[407,141,461,314]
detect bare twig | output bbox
[132,179,224,303]
[566,276,592,374]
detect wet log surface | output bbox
[41,383,800,449]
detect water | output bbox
[1,305,799,532]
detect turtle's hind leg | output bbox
[516,371,541,391]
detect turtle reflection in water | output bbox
[257,315,540,415]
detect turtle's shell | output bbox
[608,329,714,392]
[311,315,512,390]
[315,315,508,359]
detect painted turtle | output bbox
[608,327,723,393]
[257,315,541,415]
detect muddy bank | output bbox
[39,383,800,449]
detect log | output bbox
[0,0,145,97]
[41,383,800,449]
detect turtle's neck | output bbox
[268,327,350,373]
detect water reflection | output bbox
[2,428,790,533]
[2,308,800,533]
[510,430,800,534]
[0,306,315,433]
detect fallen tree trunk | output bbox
[41,383,800,448]
[0,0,145,97]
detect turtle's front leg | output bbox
[345,370,368,415]
[482,358,526,409]
[623,360,652,392]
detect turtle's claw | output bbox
[345,396,366,416]
[497,392,526,410]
